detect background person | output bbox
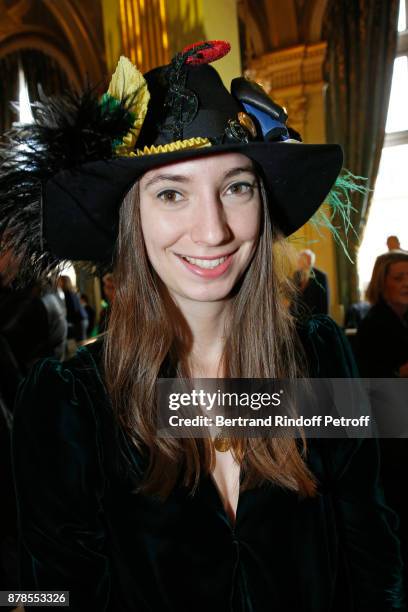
[292,248,330,316]
[356,250,408,378]
[387,235,402,251]
[80,293,96,338]
[32,280,67,361]
[58,275,88,354]
[356,248,408,592]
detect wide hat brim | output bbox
[44,140,343,262]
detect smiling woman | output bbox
[2,41,405,611]
[139,155,260,303]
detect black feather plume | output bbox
[0,86,136,285]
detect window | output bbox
[358,0,408,294]
[18,63,34,124]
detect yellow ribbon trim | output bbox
[122,137,212,157]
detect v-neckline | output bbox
[209,449,241,528]
[209,473,238,528]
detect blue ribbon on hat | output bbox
[242,102,290,141]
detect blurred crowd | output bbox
[291,236,408,382]
[0,262,115,600]
[292,235,408,590]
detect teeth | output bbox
[182,255,228,269]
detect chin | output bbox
[183,289,233,303]
[175,281,237,303]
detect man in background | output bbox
[292,249,330,317]
[386,235,401,251]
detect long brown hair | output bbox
[104,176,317,499]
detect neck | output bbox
[171,295,230,376]
[299,267,312,280]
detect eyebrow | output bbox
[143,165,256,189]
[224,165,255,179]
[143,174,190,189]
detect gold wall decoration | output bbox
[119,0,169,72]
[245,42,327,139]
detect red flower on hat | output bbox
[182,40,231,65]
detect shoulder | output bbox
[357,302,402,343]
[358,301,396,329]
[297,314,358,377]
[312,267,328,281]
[13,339,145,486]
[13,340,108,440]
[357,302,378,325]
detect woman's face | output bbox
[383,261,408,307]
[139,152,261,306]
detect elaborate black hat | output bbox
[0,40,348,282]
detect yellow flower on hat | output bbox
[105,56,150,155]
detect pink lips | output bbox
[176,252,234,278]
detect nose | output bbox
[190,191,232,246]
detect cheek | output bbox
[384,279,399,299]
[393,282,404,295]
[140,205,162,265]
[140,205,181,255]
[229,205,261,244]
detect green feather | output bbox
[309,170,370,263]
[99,92,136,150]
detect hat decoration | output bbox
[231,78,290,142]
[134,40,240,156]
[182,40,231,65]
[162,40,231,143]
[0,57,150,283]
[101,55,150,155]
[0,39,366,285]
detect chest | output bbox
[210,449,241,524]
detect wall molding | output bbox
[245,42,327,136]
[246,42,326,91]
[0,0,104,88]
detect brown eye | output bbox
[226,182,254,196]
[157,190,183,203]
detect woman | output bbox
[356,250,408,377]
[1,42,404,611]
[356,249,408,596]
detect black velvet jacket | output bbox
[12,316,406,611]
[355,300,408,378]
